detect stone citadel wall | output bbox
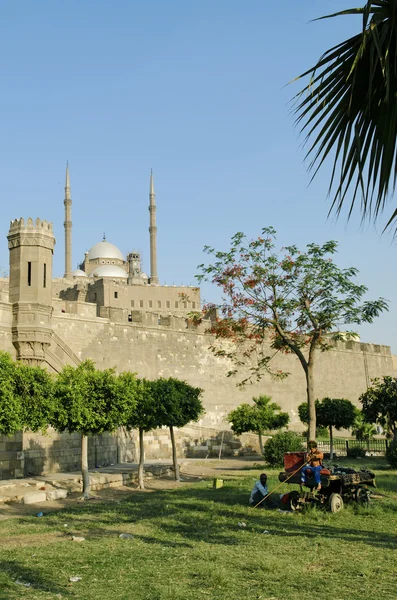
[0,297,395,479]
[49,303,394,427]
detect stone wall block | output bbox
[23,491,47,504]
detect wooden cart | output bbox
[278,452,376,513]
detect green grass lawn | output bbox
[0,458,396,600]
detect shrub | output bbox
[346,446,366,458]
[386,440,397,468]
[263,431,304,467]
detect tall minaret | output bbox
[149,169,159,285]
[64,162,72,278]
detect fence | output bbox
[318,438,389,456]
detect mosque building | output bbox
[56,165,200,317]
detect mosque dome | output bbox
[89,265,128,279]
[88,241,124,261]
[72,269,88,278]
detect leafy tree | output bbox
[150,378,204,481]
[263,431,305,467]
[52,360,128,498]
[121,375,157,489]
[299,397,357,458]
[360,376,397,442]
[227,395,289,454]
[298,401,329,439]
[298,400,320,430]
[197,228,387,441]
[318,397,357,459]
[0,352,54,438]
[293,2,397,230]
[0,352,21,436]
[14,363,54,433]
[352,412,377,448]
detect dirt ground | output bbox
[0,457,260,521]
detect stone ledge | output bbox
[0,464,173,504]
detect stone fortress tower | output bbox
[7,217,55,366]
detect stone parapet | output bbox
[7,217,55,250]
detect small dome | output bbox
[72,269,88,278]
[89,265,128,279]
[141,272,149,280]
[88,241,124,261]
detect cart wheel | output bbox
[329,493,344,513]
[289,490,301,511]
[355,487,370,505]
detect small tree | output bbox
[227,395,289,454]
[319,398,357,459]
[150,378,204,481]
[14,363,54,433]
[0,352,21,436]
[52,361,128,498]
[360,376,397,443]
[197,228,387,442]
[121,375,156,490]
[299,397,357,459]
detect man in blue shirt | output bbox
[249,473,268,507]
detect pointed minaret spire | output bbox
[150,168,155,196]
[63,162,73,278]
[149,169,159,285]
[65,161,71,195]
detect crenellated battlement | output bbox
[9,217,53,233]
[8,217,56,252]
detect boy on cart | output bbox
[301,440,324,490]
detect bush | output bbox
[346,446,366,458]
[386,440,397,468]
[263,431,304,467]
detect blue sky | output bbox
[0,1,395,351]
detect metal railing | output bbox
[317,438,389,456]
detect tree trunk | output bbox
[169,425,180,481]
[306,362,316,443]
[258,431,264,455]
[138,428,145,490]
[329,425,333,460]
[81,435,90,499]
[218,430,225,460]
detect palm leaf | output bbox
[293,0,397,231]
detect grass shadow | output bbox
[32,476,397,550]
[0,559,73,599]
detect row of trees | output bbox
[0,353,204,497]
[227,375,397,463]
[227,393,357,459]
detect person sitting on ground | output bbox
[249,473,268,507]
[300,440,324,491]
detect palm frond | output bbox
[293,0,397,231]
